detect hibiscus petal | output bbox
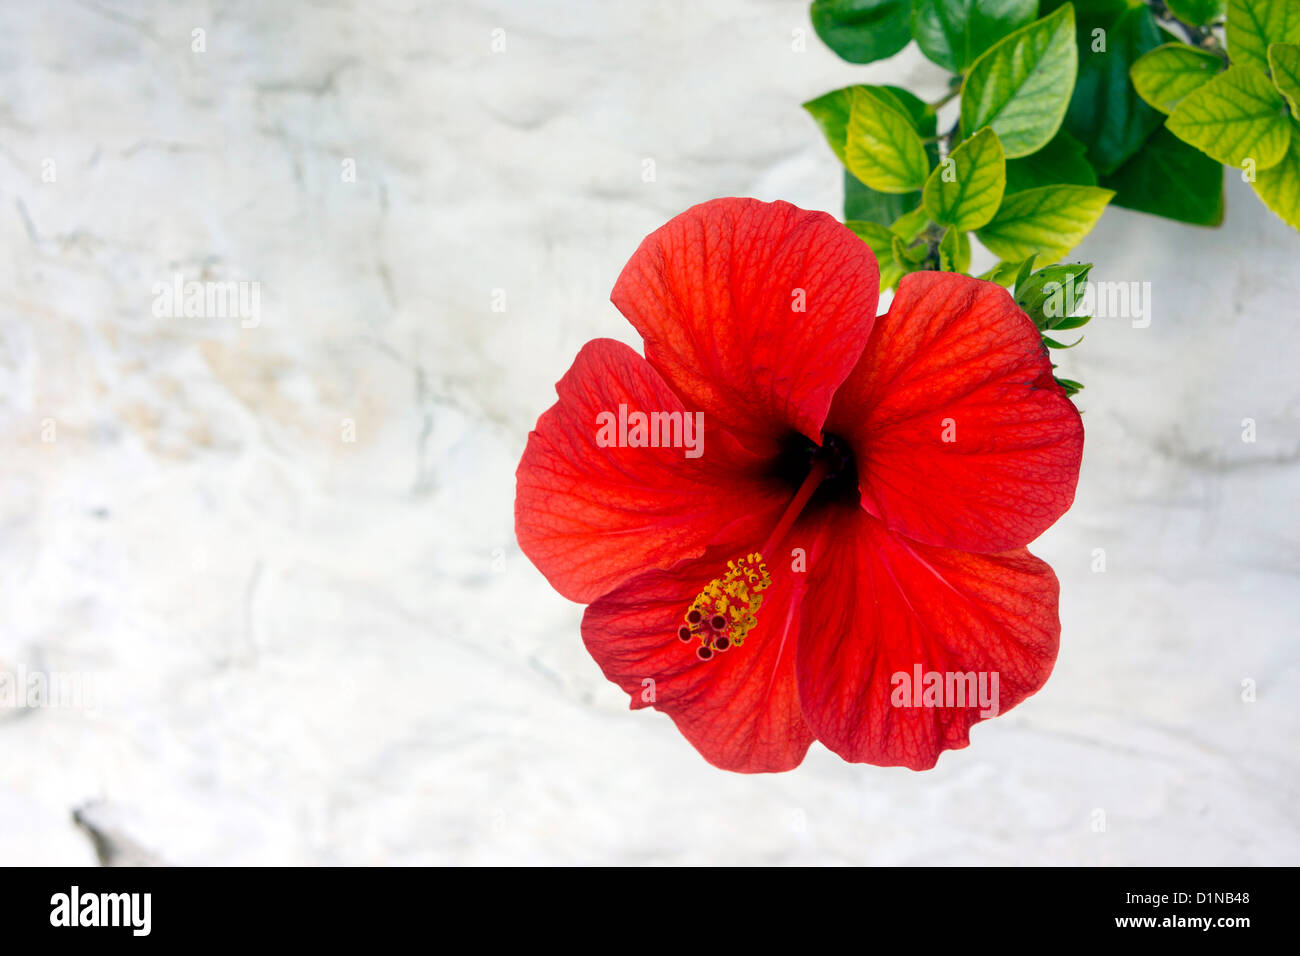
[795,507,1060,770]
[582,546,815,773]
[612,198,879,453]
[828,271,1083,553]
[516,338,787,604]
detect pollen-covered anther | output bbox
[677,552,771,661]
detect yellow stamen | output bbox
[680,553,771,659]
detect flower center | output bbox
[678,436,850,661]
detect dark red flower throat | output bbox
[774,431,858,509]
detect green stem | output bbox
[929,86,960,111]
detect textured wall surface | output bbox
[2,0,1298,864]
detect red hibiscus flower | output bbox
[515,198,1083,773]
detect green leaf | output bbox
[960,5,1079,158]
[846,220,908,289]
[938,226,972,272]
[923,127,1008,230]
[1166,64,1292,169]
[803,88,855,165]
[876,85,941,134]
[1015,263,1094,329]
[874,85,945,167]
[1004,129,1099,192]
[892,233,930,265]
[1064,4,1166,174]
[1101,126,1224,225]
[890,234,930,280]
[976,184,1114,261]
[1054,375,1084,395]
[837,89,939,225]
[844,170,917,224]
[846,86,932,193]
[804,84,937,165]
[1130,43,1224,115]
[1165,0,1226,26]
[1043,333,1084,349]
[1013,253,1039,291]
[979,257,1027,285]
[811,0,914,64]
[1227,0,1300,75]
[1269,42,1300,114]
[1251,120,1300,229]
[891,203,932,239]
[910,0,1038,72]
[1042,0,1125,16]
